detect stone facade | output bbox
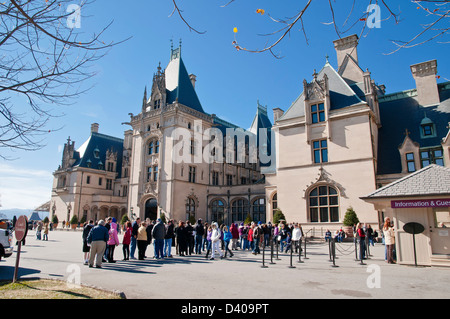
[51,36,450,232]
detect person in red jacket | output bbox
[230,223,239,250]
[248,223,254,252]
[122,221,132,260]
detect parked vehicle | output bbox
[0,219,14,261]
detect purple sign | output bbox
[391,199,450,209]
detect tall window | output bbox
[148,141,154,155]
[311,103,325,124]
[106,179,112,190]
[147,167,152,182]
[190,139,195,155]
[107,162,114,172]
[252,198,266,223]
[226,174,233,186]
[189,166,196,183]
[231,199,248,222]
[272,193,278,216]
[420,148,444,168]
[153,166,158,182]
[313,139,328,163]
[212,171,219,186]
[155,140,160,154]
[211,199,225,225]
[406,153,416,173]
[186,198,196,221]
[309,185,339,223]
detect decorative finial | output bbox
[404,128,411,137]
[325,54,329,63]
[313,69,318,80]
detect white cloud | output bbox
[0,163,53,210]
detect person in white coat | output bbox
[210,222,224,260]
[292,223,303,253]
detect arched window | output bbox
[252,197,266,223]
[308,185,339,223]
[231,199,248,223]
[186,198,196,222]
[211,199,225,225]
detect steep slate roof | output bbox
[362,164,450,199]
[74,132,124,178]
[278,61,364,122]
[165,48,205,114]
[377,83,450,175]
[249,102,273,135]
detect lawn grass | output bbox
[0,279,124,299]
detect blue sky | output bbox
[1,0,449,210]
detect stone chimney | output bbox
[273,108,284,122]
[333,34,361,84]
[410,60,440,106]
[334,35,358,69]
[189,74,197,89]
[91,123,99,134]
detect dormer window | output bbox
[420,114,436,138]
[311,103,325,124]
[93,147,100,159]
[422,124,433,136]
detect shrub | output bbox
[343,207,359,227]
[120,214,129,225]
[273,209,286,225]
[70,215,78,225]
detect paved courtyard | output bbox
[0,229,449,299]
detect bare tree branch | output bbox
[0,0,130,158]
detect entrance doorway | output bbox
[145,198,158,221]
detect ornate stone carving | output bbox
[302,166,348,198]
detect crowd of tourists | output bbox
[81,217,305,268]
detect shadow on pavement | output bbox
[0,265,41,281]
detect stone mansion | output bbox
[51,35,450,230]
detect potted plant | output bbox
[342,207,359,238]
[70,215,78,230]
[52,215,59,229]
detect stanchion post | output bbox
[328,238,332,262]
[297,240,303,263]
[288,242,296,268]
[270,236,276,264]
[303,235,309,259]
[331,238,339,268]
[276,238,281,260]
[261,241,268,268]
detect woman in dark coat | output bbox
[176,221,188,256]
